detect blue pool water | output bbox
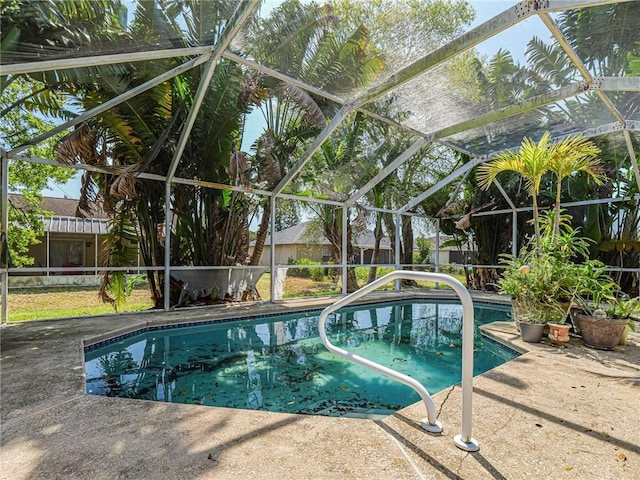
[84,299,517,416]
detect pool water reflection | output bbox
[85,299,517,417]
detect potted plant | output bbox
[497,251,572,342]
[478,132,603,343]
[572,261,639,350]
[496,213,590,343]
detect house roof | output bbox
[9,194,108,218]
[43,216,109,235]
[256,222,392,249]
[9,194,109,234]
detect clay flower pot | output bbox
[547,323,571,346]
[574,314,627,350]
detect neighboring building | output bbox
[426,235,474,265]
[249,222,395,266]
[9,194,111,275]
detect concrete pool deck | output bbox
[1,291,639,479]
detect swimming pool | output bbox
[84,299,518,417]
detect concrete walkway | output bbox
[1,293,639,479]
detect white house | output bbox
[249,222,395,266]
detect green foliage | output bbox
[601,296,640,322]
[330,0,474,61]
[274,199,301,232]
[1,77,74,267]
[478,132,603,249]
[498,252,573,324]
[414,237,432,264]
[99,207,140,311]
[572,260,640,323]
[498,211,593,324]
[502,206,640,326]
[287,257,325,281]
[355,266,393,283]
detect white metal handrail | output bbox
[318,270,479,452]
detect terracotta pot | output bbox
[518,321,545,343]
[547,323,571,346]
[574,314,628,350]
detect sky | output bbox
[42,0,542,200]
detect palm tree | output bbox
[523,2,639,293]
[37,0,253,306]
[477,133,556,249]
[547,136,604,239]
[246,0,384,268]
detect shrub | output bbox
[354,266,394,283]
[287,257,325,281]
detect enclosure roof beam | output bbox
[493,180,516,210]
[472,194,640,217]
[627,120,640,132]
[545,0,636,11]
[622,130,640,193]
[445,168,472,207]
[538,13,626,125]
[7,54,210,158]
[0,46,215,76]
[13,153,274,197]
[277,193,344,207]
[166,1,259,182]
[597,77,640,91]
[223,52,346,105]
[345,138,430,206]
[271,105,353,196]
[399,157,486,214]
[431,81,595,142]
[486,121,626,158]
[351,0,627,108]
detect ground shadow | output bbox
[475,386,640,455]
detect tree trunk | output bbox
[323,213,359,293]
[366,214,383,284]
[401,215,417,287]
[401,215,414,268]
[249,199,271,266]
[383,213,397,265]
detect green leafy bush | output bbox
[354,266,394,284]
[287,257,325,281]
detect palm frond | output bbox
[279,83,326,129]
[99,205,140,311]
[54,123,106,166]
[525,37,576,86]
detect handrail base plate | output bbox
[454,434,479,452]
[420,419,443,433]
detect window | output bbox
[50,239,85,268]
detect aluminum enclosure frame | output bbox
[1,0,639,323]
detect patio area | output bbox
[1,293,639,480]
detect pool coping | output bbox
[81,294,514,351]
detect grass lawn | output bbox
[5,270,466,322]
[255,274,340,300]
[6,285,154,322]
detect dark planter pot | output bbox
[518,321,545,343]
[574,314,628,350]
